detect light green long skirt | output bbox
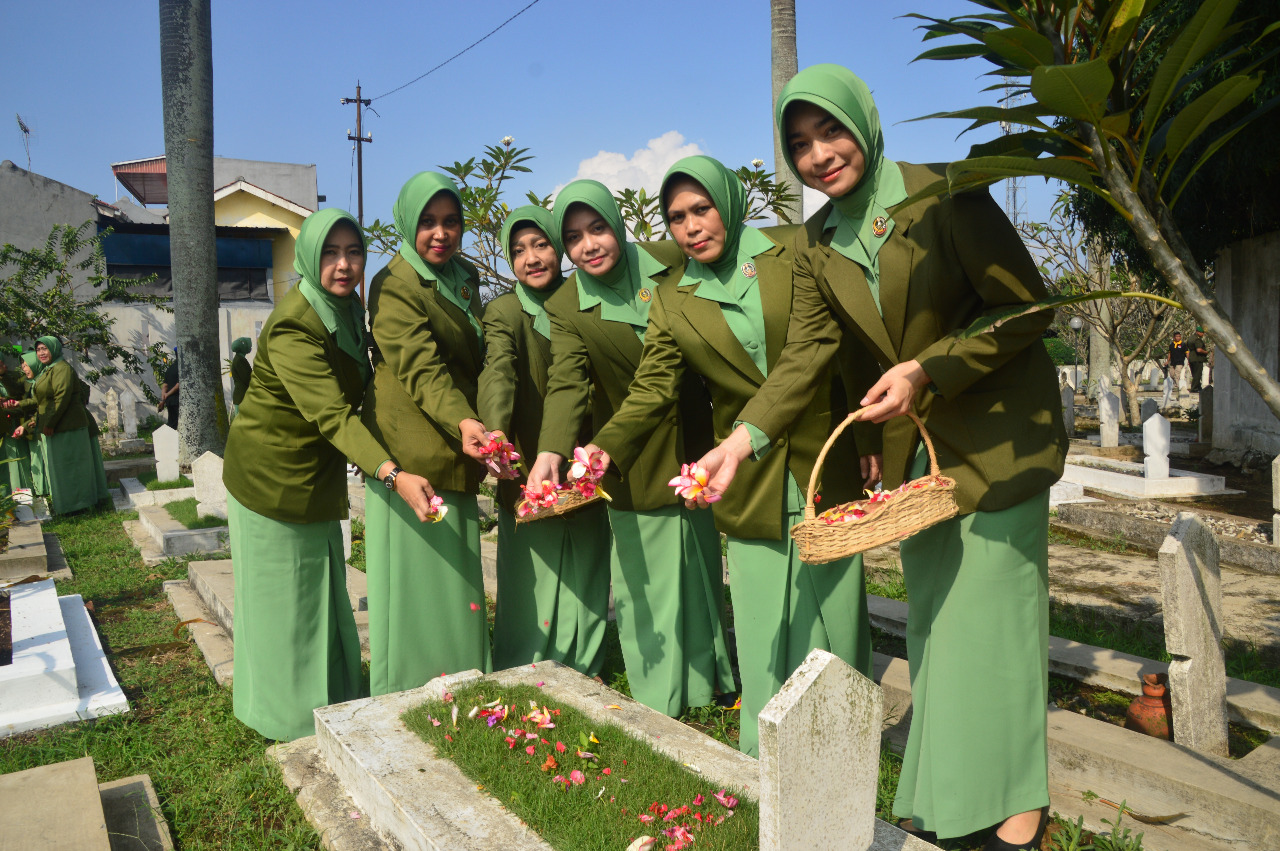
[492,503,612,675]
[608,503,735,717]
[364,482,491,696]
[1,436,32,495]
[41,427,109,514]
[726,475,872,756]
[891,485,1051,839]
[227,493,364,742]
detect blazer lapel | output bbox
[755,249,792,374]
[820,243,897,365]
[878,205,918,357]
[677,286,765,384]
[585,302,644,367]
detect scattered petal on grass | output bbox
[349,812,361,819]
[569,769,586,785]
[712,789,739,809]
[692,794,704,806]
[555,741,567,753]
[536,681,545,687]
[444,734,452,742]
[467,705,480,719]
[626,837,656,851]
[526,745,536,756]
[638,814,655,823]
[602,767,611,775]
[606,704,622,710]
[451,705,458,727]
[541,755,557,772]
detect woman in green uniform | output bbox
[229,336,253,416]
[223,207,437,742]
[361,172,495,696]
[699,66,1066,848]
[12,353,48,501]
[13,336,109,515]
[0,355,34,499]
[478,205,612,675]
[527,179,733,717]
[586,155,878,755]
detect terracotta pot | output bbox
[1125,673,1172,739]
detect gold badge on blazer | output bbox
[871,216,888,237]
[460,285,471,300]
[638,287,652,303]
[741,262,757,278]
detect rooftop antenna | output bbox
[15,114,31,171]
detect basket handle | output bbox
[803,408,941,521]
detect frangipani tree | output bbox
[904,0,1280,419]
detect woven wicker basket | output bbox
[790,409,959,564]
[515,488,605,524]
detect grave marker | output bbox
[152,425,179,483]
[1060,385,1075,437]
[103,389,120,435]
[758,649,882,851]
[1198,386,1214,443]
[1140,398,1158,423]
[1159,513,1229,757]
[1099,390,1120,448]
[192,452,226,519]
[1143,414,1171,480]
[1273,456,1279,550]
[1162,376,1173,410]
[120,389,139,438]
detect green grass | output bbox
[138,470,193,491]
[405,683,759,851]
[348,516,365,572]
[1,508,318,850]
[165,498,228,530]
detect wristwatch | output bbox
[383,466,403,490]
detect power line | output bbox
[369,0,545,101]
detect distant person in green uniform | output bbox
[478,205,612,675]
[1189,326,1212,392]
[527,179,734,717]
[223,207,438,742]
[696,65,1066,849]
[159,348,180,428]
[0,353,34,499]
[584,156,878,755]
[361,172,497,696]
[229,336,253,417]
[11,336,109,515]
[10,352,48,501]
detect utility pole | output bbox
[341,83,372,299]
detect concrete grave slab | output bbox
[0,517,48,580]
[118,477,195,508]
[137,505,227,559]
[1060,457,1233,498]
[98,774,175,851]
[0,756,111,850]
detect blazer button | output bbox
[775,437,787,448]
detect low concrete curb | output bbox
[0,519,47,580]
[162,580,233,686]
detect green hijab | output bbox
[553,179,664,338]
[775,63,906,308]
[501,205,563,340]
[294,208,370,378]
[392,172,479,335]
[660,155,774,295]
[21,350,44,381]
[36,335,64,364]
[230,337,252,355]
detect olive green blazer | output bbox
[477,288,594,514]
[739,162,1066,515]
[230,354,252,406]
[362,253,487,494]
[223,285,388,524]
[592,226,881,540]
[24,361,90,434]
[539,240,714,512]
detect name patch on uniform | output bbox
[460,285,471,301]
[741,262,757,278]
[638,287,652,303]
[871,216,888,237]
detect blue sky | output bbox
[2,0,1057,236]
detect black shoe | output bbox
[897,818,938,844]
[983,807,1049,851]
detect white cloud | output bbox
[557,130,704,196]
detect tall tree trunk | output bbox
[770,0,803,224]
[1088,313,1111,401]
[159,0,226,463]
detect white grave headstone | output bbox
[1159,513,1229,757]
[342,518,353,563]
[103,388,120,435]
[1060,385,1075,436]
[1162,376,1174,409]
[152,425,180,483]
[1143,414,1171,480]
[1099,390,1120,448]
[1272,456,1279,549]
[192,451,226,519]
[758,649,882,851]
[1140,398,1159,423]
[1098,374,1113,396]
[1198,385,1214,443]
[120,389,139,438]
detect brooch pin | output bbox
[460,285,471,300]
[741,262,757,278]
[638,287,652,303]
[872,216,888,237]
